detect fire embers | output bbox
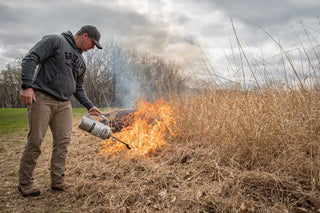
[99,99,177,158]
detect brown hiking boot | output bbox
[51,181,74,191]
[18,182,40,197]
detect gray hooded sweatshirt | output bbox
[21,31,94,110]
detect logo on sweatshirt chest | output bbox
[65,52,85,72]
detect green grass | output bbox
[72,108,89,118]
[0,108,110,138]
[0,108,28,137]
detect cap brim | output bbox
[92,39,102,49]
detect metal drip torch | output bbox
[78,113,131,149]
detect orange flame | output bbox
[99,99,177,158]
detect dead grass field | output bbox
[0,89,320,212]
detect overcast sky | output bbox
[0,0,319,83]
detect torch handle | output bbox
[111,135,131,149]
[87,112,110,126]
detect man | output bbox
[18,25,103,197]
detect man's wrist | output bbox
[21,84,32,90]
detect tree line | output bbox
[0,41,188,108]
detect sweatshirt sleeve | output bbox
[21,35,58,87]
[73,68,94,110]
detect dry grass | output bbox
[63,89,320,212]
[2,88,319,212]
[173,88,320,212]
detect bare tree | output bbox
[0,60,23,108]
[137,54,188,102]
[84,40,135,108]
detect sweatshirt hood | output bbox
[61,31,82,53]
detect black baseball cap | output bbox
[80,25,102,49]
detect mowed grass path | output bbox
[0,108,91,137]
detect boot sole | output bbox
[18,186,40,197]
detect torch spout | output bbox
[111,135,131,149]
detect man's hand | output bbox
[88,106,102,116]
[20,88,36,106]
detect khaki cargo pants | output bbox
[19,90,72,185]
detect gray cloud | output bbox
[0,0,157,66]
[0,0,152,41]
[0,0,319,84]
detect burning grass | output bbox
[99,99,178,158]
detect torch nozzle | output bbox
[111,135,131,149]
